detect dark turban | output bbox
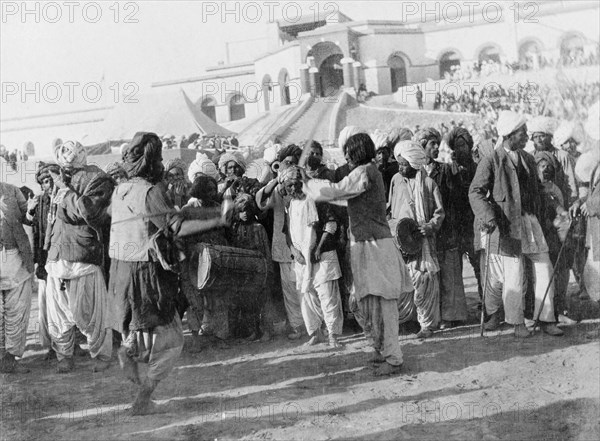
[122,132,163,183]
[446,127,474,151]
[413,127,442,148]
[36,161,60,184]
[277,144,302,163]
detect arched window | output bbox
[229,94,246,121]
[478,45,501,63]
[439,51,461,78]
[518,40,542,70]
[560,33,585,66]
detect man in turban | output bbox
[529,116,577,206]
[470,111,563,337]
[163,158,190,209]
[218,152,261,198]
[445,127,483,305]
[26,161,60,359]
[372,132,399,203]
[553,121,580,162]
[277,144,303,168]
[111,131,229,414]
[534,151,571,324]
[0,181,34,373]
[45,140,117,373]
[256,161,305,340]
[417,128,468,329]
[390,140,445,338]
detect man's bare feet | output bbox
[304,329,325,346]
[328,334,342,348]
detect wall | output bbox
[253,44,302,112]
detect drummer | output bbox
[389,140,445,339]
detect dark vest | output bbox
[347,163,392,242]
[516,155,535,215]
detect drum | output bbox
[197,244,268,302]
[392,217,423,261]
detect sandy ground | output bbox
[1,263,599,441]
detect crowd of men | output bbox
[1,102,599,414]
[432,81,600,120]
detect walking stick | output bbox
[480,231,492,337]
[533,218,575,330]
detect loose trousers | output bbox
[484,252,555,324]
[360,295,403,366]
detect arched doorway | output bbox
[388,54,407,93]
[261,74,272,112]
[318,54,343,97]
[560,33,585,65]
[278,68,291,105]
[306,41,344,97]
[518,39,542,70]
[478,45,501,63]
[200,96,217,122]
[439,51,461,78]
[229,94,246,121]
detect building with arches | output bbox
[150,0,598,125]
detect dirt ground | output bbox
[1,263,599,441]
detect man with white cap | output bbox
[390,140,445,338]
[469,110,563,337]
[553,121,580,163]
[529,116,578,206]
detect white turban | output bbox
[54,140,87,169]
[528,116,556,136]
[585,101,600,141]
[553,121,576,148]
[218,152,246,172]
[188,152,219,181]
[394,140,426,169]
[371,130,389,149]
[496,111,527,138]
[338,126,360,151]
[262,141,280,164]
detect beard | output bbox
[306,155,321,170]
